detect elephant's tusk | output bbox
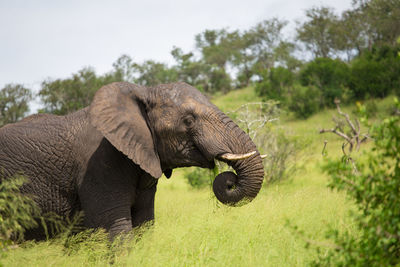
[260,154,267,159]
[219,151,257,161]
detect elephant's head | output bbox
[89,82,264,206]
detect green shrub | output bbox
[349,45,400,99]
[288,85,321,119]
[259,129,304,183]
[185,168,213,189]
[0,175,86,249]
[315,99,400,266]
[353,100,378,119]
[209,67,232,93]
[299,57,350,108]
[0,175,40,248]
[255,67,294,104]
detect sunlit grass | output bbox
[119,166,353,267]
[1,165,353,266]
[211,86,262,113]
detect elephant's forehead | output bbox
[181,97,211,113]
[161,84,211,107]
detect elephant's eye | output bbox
[183,116,195,128]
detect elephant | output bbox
[0,82,264,239]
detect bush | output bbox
[352,100,378,119]
[185,168,213,189]
[299,57,350,108]
[0,175,40,248]
[288,85,321,119]
[315,99,400,266]
[255,67,294,104]
[259,129,304,183]
[208,67,232,93]
[349,45,400,99]
[0,174,86,248]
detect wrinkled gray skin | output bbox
[0,82,264,239]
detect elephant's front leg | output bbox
[108,215,133,239]
[81,200,133,239]
[131,181,157,228]
[79,182,135,239]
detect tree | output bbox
[247,18,292,72]
[195,29,232,69]
[171,47,209,90]
[225,30,256,87]
[194,30,233,92]
[0,84,32,126]
[354,0,400,48]
[227,24,299,88]
[39,67,121,115]
[133,60,178,86]
[333,8,369,60]
[112,54,136,82]
[296,6,339,58]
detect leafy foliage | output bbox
[288,85,321,119]
[0,84,32,127]
[185,168,213,189]
[349,44,400,99]
[299,57,350,107]
[0,175,40,248]
[39,67,122,115]
[353,0,400,48]
[255,67,294,104]
[296,6,339,58]
[315,99,400,266]
[171,47,206,87]
[0,175,90,250]
[133,60,178,86]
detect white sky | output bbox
[0,0,352,95]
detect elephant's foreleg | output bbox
[108,217,133,239]
[131,184,157,228]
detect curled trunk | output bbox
[209,112,265,206]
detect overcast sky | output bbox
[0,0,352,94]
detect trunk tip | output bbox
[212,171,254,207]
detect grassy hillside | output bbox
[3,87,394,267]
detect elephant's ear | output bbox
[89,82,162,178]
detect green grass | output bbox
[3,87,390,267]
[2,169,352,266]
[211,86,262,113]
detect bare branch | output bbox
[320,99,370,156]
[335,98,358,136]
[319,127,352,145]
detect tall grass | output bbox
[1,166,353,266]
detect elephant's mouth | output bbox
[171,146,215,169]
[190,148,215,169]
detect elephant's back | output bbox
[0,113,81,216]
[0,113,70,161]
